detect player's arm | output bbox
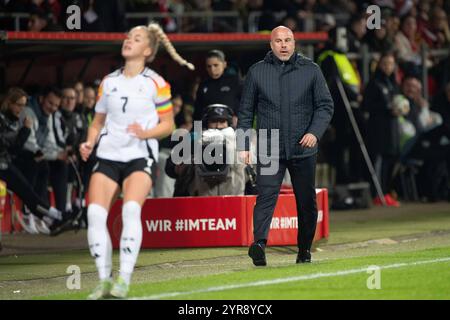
[79,112,106,161]
[127,111,175,140]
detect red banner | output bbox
[107,189,329,248]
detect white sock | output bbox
[87,204,112,281]
[119,201,143,285]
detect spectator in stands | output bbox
[431,82,450,198]
[182,0,213,32]
[317,13,336,33]
[401,77,449,202]
[364,19,394,53]
[0,87,65,235]
[394,15,429,76]
[211,0,240,32]
[384,7,401,46]
[432,82,450,136]
[17,86,76,234]
[74,81,84,108]
[193,49,242,127]
[280,14,300,32]
[60,0,127,32]
[318,26,364,184]
[421,6,450,50]
[60,86,83,213]
[402,76,442,133]
[27,6,62,31]
[81,85,95,125]
[346,13,367,53]
[362,52,401,206]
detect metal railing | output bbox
[2,10,352,33]
[337,45,450,101]
[247,11,350,32]
[126,11,243,33]
[0,11,244,33]
[0,12,29,31]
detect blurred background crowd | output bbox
[0,0,449,235]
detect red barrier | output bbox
[107,189,329,248]
[1,193,23,233]
[5,31,328,43]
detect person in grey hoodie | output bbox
[237,26,334,266]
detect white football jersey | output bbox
[94,67,173,162]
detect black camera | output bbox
[195,132,229,187]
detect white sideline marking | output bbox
[131,257,450,300]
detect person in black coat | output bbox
[193,50,242,126]
[362,52,401,202]
[237,26,334,266]
[0,88,63,226]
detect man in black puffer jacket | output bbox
[237,26,334,266]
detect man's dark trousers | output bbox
[254,154,317,251]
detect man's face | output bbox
[61,88,77,112]
[208,119,228,129]
[41,92,61,115]
[270,27,295,61]
[83,88,96,110]
[379,55,395,76]
[402,78,421,99]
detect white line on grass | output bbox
[131,256,450,300]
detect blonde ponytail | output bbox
[146,23,195,71]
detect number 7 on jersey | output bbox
[121,97,128,113]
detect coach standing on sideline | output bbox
[237,26,334,266]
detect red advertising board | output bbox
[107,189,329,248]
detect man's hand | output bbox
[57,150,68,161]
[23,116,33,129]
[34,150,44,162]
[239,151,251,165]
[299,133,318,148]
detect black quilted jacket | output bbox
[237,51,334,160]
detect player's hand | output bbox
[299,133,317,148]
[239,151,250,165]
[80,142,93,161]
[127,122,147,139]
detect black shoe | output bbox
[296,250,312,264]
[248,242,267,266]
[49,209,81,236]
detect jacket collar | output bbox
[264,51,309,66]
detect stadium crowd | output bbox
[0,0,449,236]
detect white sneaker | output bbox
[19,214,39,234]
[35,218,51,235]
[47,207,62,221]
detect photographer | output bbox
[192,104,246,196]
[165,104,246,197]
